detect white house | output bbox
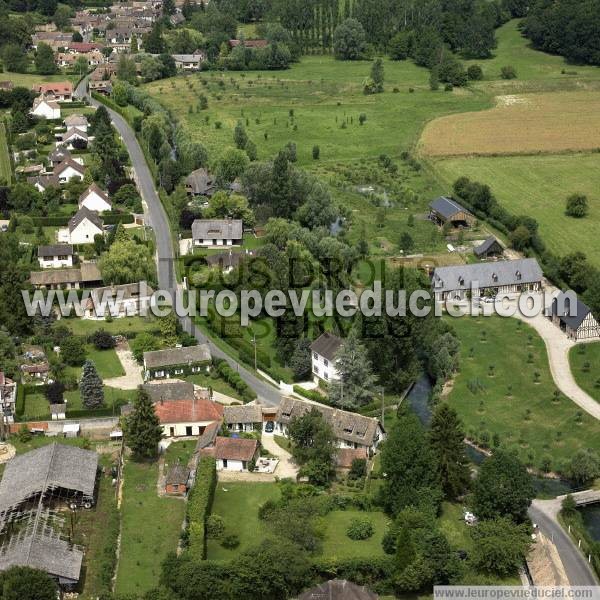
[61,127,88,149]
[54,158,85,183]
[310,332,342,382]
[223,404,262,433]
[143,344,212,380]
[63,114,89,133]
[30,97,61,120]
[79,183,112,213]
[37,244,74,269]
[172,52,205,71]
[65,207,103,245]
[213,436,259,472]
[191,219,243,247]
[33,81,73,101]
[82,282,154,319]
[268,397,385,456]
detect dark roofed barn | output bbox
[473,236,504,259]
[429,196,475,227]
[551,291,600,340]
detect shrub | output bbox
[91,329,116,350]
[220,533,240,549]
[358,113,367,125]
[346,518,374,540]
[500,65,517,79]
[565,193,588,218]
[312,145,320,160]
[206,514,225,539]
[467,65,483,80]
[349,458,367,480]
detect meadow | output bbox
[569,342,600,402]
[445,315,600,473]
[433,153,600,265]
[0,123,11,183]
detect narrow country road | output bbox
[529,500,598,586]
[75,79,284,406]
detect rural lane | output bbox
[75,79,284,407]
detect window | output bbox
[324,359,329,367]
[185,426,193,436]
[313,352,318,360]
[324,372,329,380]
[313,365,319,374]
[174,368,183,375]
[172,484,179,491]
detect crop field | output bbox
[143,56,490,167]
[433,153,600,265]
[420,91,600,157]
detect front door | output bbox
[186,426,193,436]
[169,427,175,437]
[223,459,228,469]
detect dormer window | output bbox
[492,273,498,282]
[515,270,522,280]
[458,276,464,285]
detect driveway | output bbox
[104,342,143,390]
[261,434,298,479]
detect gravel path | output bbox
[261,434,298,479]
[104,342,143,390]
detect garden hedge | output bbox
[213,358,257,402]
[186,456,217,558]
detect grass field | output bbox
[206,482,281,560]
[433,153,600,266]
[446,316,600,472]
[569,342,600,403]
[65,347,125,379]
[143,56,490,167]
[319,509,390,559]
[60,316,158,337]
[420,91,600,156]
[0,123,11,184]
[116,459,186,595]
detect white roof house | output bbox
[78,183,112,213]
[64,207,104,245]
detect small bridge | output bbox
[557,489,600,507]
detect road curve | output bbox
[529,500,598,586]
[75,79,284,406]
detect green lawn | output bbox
[570,342,600,402]
[59,316,158,337]
[186,372,242,401]
[65,347,125,380]
[116,459,186,595]
[143,55,491,167]
[164,439,196,467]
[433,154,600,267]
[446,316,600,472]
[319,509,390,559]
[206,482,281,560]
[0,123,11,184]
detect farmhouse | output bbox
[79,183,112,213]
[37,244,74,269]
[82,282,154,319]
[212,436,259,472]
[551,291,600,340]
[54,158,86,183]
[33,82,73,101]
[0,373,17,424]
[270,397,385,455]
[223,403,262,432]
[143,344,212,379]
[431,258,543,302]
[65,206,104,244]
[429,196,475,227]
[143,381,196,403]
[153,394,223,438]
[172,52,205,70]
[31,97,61,120]
[165,464,190,495]
[184,167,216,197]
[474,236,504,259]
[310,332,342,382]
[30,262,102,290]
[192,219,243,247]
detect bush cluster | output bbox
[346,517,375,540]
[213,358,257,402]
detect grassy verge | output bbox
[116,459,186,595]
[446,315,600,472]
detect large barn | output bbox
[431,258,543,301]
[429,196,475,227]
[550,292,600,340]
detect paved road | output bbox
[75,80,284,406]
[530,500,598,585]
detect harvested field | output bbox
[419,91,600,157]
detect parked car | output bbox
[264,421,274,433]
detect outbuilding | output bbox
[551,292,600,340]
[429,196,475,228]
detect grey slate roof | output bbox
[165,464,189,485]
[430,196,471,219]
[0,443,98,515]
[276,397,382,447]
[551,291,594,330]
[191,219,243,241]
[68,206,103,233]
[310,332,343,361]
[432,258,543,294]
[144,344,211,369]
[143,382,195,402]
[223,404,262,424]
[37,244,74,257]
[49,146,72,163]
[0,529,83,583]
[185,168,215,195]
[298,579,379,600]
[473,236,503,257]
[30,263,102,287]
[195,421,220,450]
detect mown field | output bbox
[433,154,600,266]
[420,91,600,156]
[446,316,600,473]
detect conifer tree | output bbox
[80,360,104,409]
[125,387,163,459]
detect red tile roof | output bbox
[67,42,103,52]
[33,82,73,95]
[214,436,258,461]
[154,398,223,424]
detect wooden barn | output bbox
[551,292,600,340]
[474,236,504,259]
[429,196,475,228]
